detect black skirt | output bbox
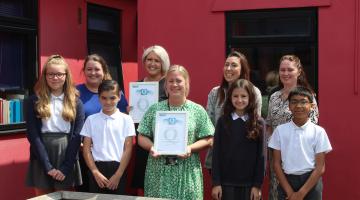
[131,126,148,189]
[25,132,82,189]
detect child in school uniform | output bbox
[268,86,332,200]
[81,80,135,194]
[25,55,84,196]
[212,79,265,200]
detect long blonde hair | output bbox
[34,55,79,121]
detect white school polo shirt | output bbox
[80,109,135,162]
[41,93,71,133]
[268,120,332,175]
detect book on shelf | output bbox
[0,98,25,125]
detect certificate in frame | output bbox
[129,82,159,123]
[154,111,188,155]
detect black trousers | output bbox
[222,185,252,200]
[278,172,323,200]
[88,161,127,195]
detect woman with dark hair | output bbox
[204,51,262,171]
[267,55,319,200]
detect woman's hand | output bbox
[212,185,222,200]
[250,187,262,200]
[178,146,192,159]
[92,170,110,188]
[150,146,160,158]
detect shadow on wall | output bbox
[0,160,35,199]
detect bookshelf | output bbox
[0,89,27,135]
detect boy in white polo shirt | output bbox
[268,86,332,200]
[81,80,135,194]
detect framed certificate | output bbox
[129,82,159,123]
[154,111,188,155]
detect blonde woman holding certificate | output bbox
[137,65,214,200]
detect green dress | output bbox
[138,100,215,200]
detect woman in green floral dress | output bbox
[138,65,215,200]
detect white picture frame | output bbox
[129,82,159,123]
[154,111,188,155]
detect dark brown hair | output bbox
[223,79,262,140]
[218,51,251,106]
[279,55,314,94]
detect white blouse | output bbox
[41,93,71,133]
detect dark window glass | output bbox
[0,0,37,133]
[87,3,124,90]
[227,8,317,118]
[0,32,25,90]
[227,8,317,93]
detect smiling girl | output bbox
[25,55,84,196]
[211,79,265,200]
[205,51,262,172]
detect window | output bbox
[226,8,318,96]
[0,0,38,133]
[87,4,124,91]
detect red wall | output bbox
[138,0,360,199]
[0,1,137,199]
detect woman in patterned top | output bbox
[137,65,215,200]
[266,55,319,200]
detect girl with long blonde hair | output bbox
[25,55,84,196]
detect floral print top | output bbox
[138,100,214,200]
[266,90,319,130]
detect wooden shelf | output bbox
[0,122,26,135]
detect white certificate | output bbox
[154,111,188,155]
[129,82,159,123]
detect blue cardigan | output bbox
[25,95,85,176]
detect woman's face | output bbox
[84,60,104,86]
[46,64,67,94]
[279,59,300,87]
[223,56,241,84]
[144,51,162,77]
[166,71,187,98]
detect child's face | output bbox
[99,89,120,115]
[231,87,249,115]
[289,95,313,120]
[46,64,67,94]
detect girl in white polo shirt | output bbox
[81,80,135,194]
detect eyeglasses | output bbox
[289,99,310,106]
[46,73,67,79]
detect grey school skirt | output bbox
[26,132,82,189]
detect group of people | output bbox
[25,45,332,200]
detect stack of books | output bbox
[0,97,25,125]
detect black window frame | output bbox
[0,0,38,134]
[226,7,318,95]
[87,3,124,91]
